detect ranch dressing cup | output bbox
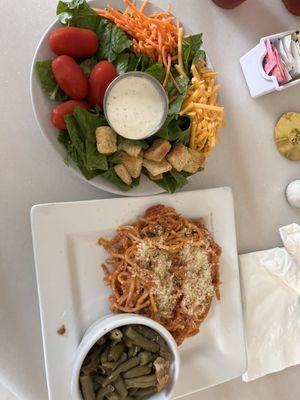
[103,72,168,140]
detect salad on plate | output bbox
[36,0,224,193]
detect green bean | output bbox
[114,376,128,399]
[109,329,123,343]
[132,387,157,398]
[100,348,109,364]
[80,374,96,400]
[94,375,106,385]
[82,347,103,374]
[136,326,171,360]
[96,384,114,400]
[102,352,127,370]
[124,375,157,389]
[108,343,125,362]
[129,345,141,358]
[125,327,159,353]
[139,352,156,366]
[102,357,140,387]
[128,388,138,395]
[123,364,152,379]
[97,336,106,346]
[106,392,121,400]
[123,336,134,348]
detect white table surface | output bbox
[0,0,300,399]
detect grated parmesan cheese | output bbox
[180,245,214,317]
[135,237,214,319]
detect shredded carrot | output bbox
[140,0,148,13]
[163,54,172,87]
[94,0,179,69]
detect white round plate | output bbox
[30,0,206,197]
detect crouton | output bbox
[142,159,172,176]
[183,152,199,174]
[144,139,171,162]
[121,153,142,178]
[96,126,117,154]
[149,173,163,180]
[122,140,142,157]
[188,148,205,166]
[166,144,190,172]
[114,164,132,185]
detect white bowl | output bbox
[30,0,166,197]
[70,314,180,400]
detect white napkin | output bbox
[279,223,300,263]
[240,224,300,382]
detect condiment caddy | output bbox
[240,29,300,98]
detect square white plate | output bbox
[31,188,246,399]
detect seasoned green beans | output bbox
[124,375,157,389]
[80,374,95,400]
[79,324,171,400]
[124,327,159,353]
[123,365,152,379]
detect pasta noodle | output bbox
[99,205,221,345]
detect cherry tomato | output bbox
[52,55,88,100]
[88,61,117,107]
[51,100,90,130]
[49,27,98,58]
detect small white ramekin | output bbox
[70,314,180,400]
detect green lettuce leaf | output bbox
[182,34,203,74]
[72,107,108,170]
[151,170,189,193]
[80,56,97,78]
[58,126,100,180]
[36,60,67,101]
[168,75,189,115]
[145,63,165,83]
[156,115,191,145]
[57,0,100,31]
[97,19,132,62]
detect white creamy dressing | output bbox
[106,76,165,140]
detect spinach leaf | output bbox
[192,49,206,66]
[168,75,189,114]
[182,34,203,75]
[58,130,100,179]
[151,170,189,194]
[85,140,108,171]
[114,53,154,75]
[73,106,106,143]
[97,19,132,62]
[156,115,191,144]
[64,115,86,162]
[36,60,67,101]
[80,56,97,78]
[57,0,100,31]
[101,167,139,191]
[145,63,165,83]
[72,107,108,170]
[107,151,123,164]
[140,55,154,71]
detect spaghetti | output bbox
[99,205,221,345]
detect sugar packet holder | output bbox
[240,29,300,98]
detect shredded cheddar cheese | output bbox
[180,60,224,155]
